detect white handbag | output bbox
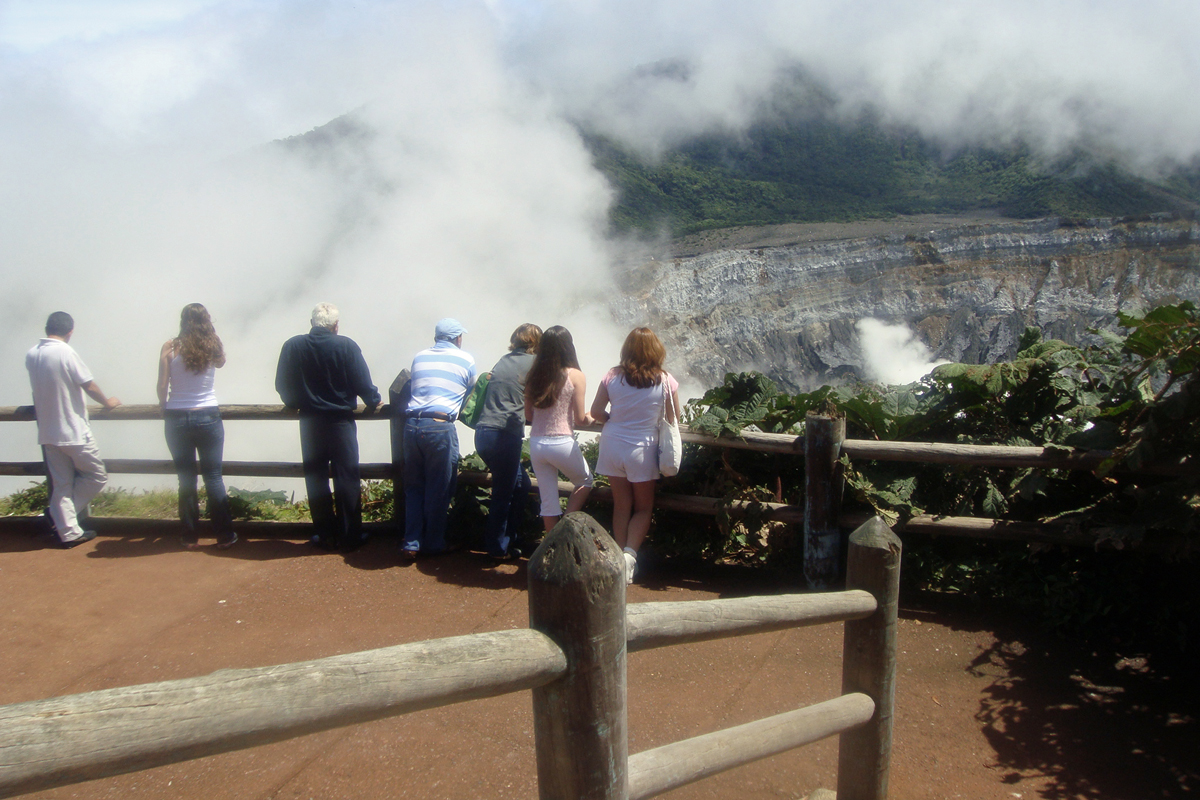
[657,378,682,477]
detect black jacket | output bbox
[275,327,381,414]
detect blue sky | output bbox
[0,0,223,50]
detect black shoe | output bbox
[310,535,337,552]
[61,530,96,549]
[217,532,238,550]
[399,547,418,562]
[423,542,464,558]
[40,508,58,538]
[340,532,369,553]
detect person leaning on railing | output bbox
[400,318,477,560]
[589,327,681,585]
[275,302,381,554]
[473,322,541,562]
[157,303,237,551]
[25,311,121,549]
[525,325,594,536]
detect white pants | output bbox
[44,435,108,541]
[529,435,593,517]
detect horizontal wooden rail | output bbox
[0,629,566,799]
[2,403,1193,474]
[625,591,877,653]
[627,692,876,800]
[0,461,1159,550]
[0,460,394,480]
[0,404,392,422]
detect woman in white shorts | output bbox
[590,327,681,584]
[524,326,594,532]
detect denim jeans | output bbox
[402,417,459,553]
[474,426,530,556]
[164,408,233,544]
[299,414,363,547]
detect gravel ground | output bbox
[2,522,1196,800]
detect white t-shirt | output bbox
[25,338,94,446]
[599,368,679,446]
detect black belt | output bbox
[409,410,455,422]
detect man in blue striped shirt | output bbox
[401,318,477,558]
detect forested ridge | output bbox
[587,114,1200,235]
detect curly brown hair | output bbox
[176,303,225,373]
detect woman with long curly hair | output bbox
[590,327,681,584]
[524,326,593,533]
[157,303,235,549]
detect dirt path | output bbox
[2,523,1196,799]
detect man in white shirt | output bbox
[26,312,121,548]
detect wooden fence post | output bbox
[528,512,628,800]
[837,516,901,800]
[804,411,846,589]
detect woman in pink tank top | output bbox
[524,326,594,532]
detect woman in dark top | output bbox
[473,323,541,560]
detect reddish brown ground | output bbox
[2,522,1196,800]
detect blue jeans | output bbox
[299,414,363,547]
[474,426,530,556]
[164,408,233,544]
[403,418,459,553]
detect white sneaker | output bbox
[623,550,637,585]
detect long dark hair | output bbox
[617,327,666,389]
[525,326,580,409]
[177,303,225,373]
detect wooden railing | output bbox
[0,513,901,800]
[3,402,1187,568]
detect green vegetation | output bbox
[0,484,315,522]
[0,481,49,516]
[673,303,1199,649]
[90,489,181,519]
[586,117,1200,235]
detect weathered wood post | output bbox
[388,369,411,531]
[528,512,628,800]
[837,516,901,800]
[804,411,846,589]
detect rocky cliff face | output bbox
[612,215,1200,391]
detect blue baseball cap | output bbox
[435,318,467,340]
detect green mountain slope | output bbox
[586,118,1200,235]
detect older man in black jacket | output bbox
[276,303,381,552]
